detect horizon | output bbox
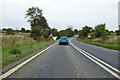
[0,0,119,31]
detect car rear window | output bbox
[61,37,67,39]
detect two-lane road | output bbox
[6,37,119,78]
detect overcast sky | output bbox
[0,0,119,31]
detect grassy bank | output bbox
[76,37,119,51]
[1,33,57,67]
[2,41,56,67]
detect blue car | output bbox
[59,37,69,45]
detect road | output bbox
[6,36,119,78]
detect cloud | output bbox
[1,0,119,31]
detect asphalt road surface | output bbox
[7,36,119,78]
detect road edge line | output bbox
[0,42,58,79]
[69,39,120,79]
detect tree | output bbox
[110,31,114,33]
[66,28,74,37]
[95,24,106,38]
[82,26,93,37]
[59,30,66,37]
[25,7,48,27]
[5,28,15,35]
[2,28,6,31]
[79,30,83,36]
[25,30,31,33]
[74,29,78,35]
[50,28,58,37]
[21,28,25,32]
[115,30,120,35]
[105,29,110,35]
[31,25,42,39]
[25,7,50,39]
[42,31,49,38]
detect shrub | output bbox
[31,25,42,40]
[9,47,22,55]
[5,28,15,35]
[42,31,49,38]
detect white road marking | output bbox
[0,42,58,79]
[75,38,119,53]
[78,47,120,73]
[69,39,120,79]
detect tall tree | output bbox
[82,26,93,37]
[95,24,106,38]
[5,28,15,35]
[25,7,50,39]
[74,29,78,35]
[21,28,25,32]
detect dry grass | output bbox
[2,33,35,48]
[93,35,120,44]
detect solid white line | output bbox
[71,38,120,73]
[75,38,119,53]
[78,47,120,73]
[69,40,120,79]
[0,42,58,79]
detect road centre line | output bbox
[69,39,120,79]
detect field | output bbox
[1,33,57,67]
[77,35,120,51]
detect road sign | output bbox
[87,33,92,39]
[53,37,57,40]
[49,33,53,38]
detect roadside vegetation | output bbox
[77,24,120,51]
[1,6,77,67]
[2,37,56,67]
[2,6,119,68]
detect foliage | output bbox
[21,28,25,32]
[9,47,22,55]
[59,28,74,37]
[79,30,83,37]
[25,30,31,33]
[78,26,92,37]
[110,31,114,33]
[90,32,95,38]
[31,25,43,39]
[59,30,66,37]
[50,28,58,36]
[42,31,49,38]
[95,23,106,38]
[66,28,74,37]
[25,7,50,39]
[115,30,120,35]
[5,28,15,35]
[2,34,35,48]
[3,40,57,67]
[105,29,110,35]
[82,26,92,37]
[77,38,119,50]
[2,28,6,31]
[74,29,78,35]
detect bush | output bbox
[5,28,15,35]
[9,47,22,55]
[42,31,49,38]
[115,30,120,35]
[95,24,106,38]
[90,32,95,39]
[31,25,42,39]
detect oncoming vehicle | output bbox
[59,37,69,45]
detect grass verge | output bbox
[76,38,119,51]
[2,41,57,67]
